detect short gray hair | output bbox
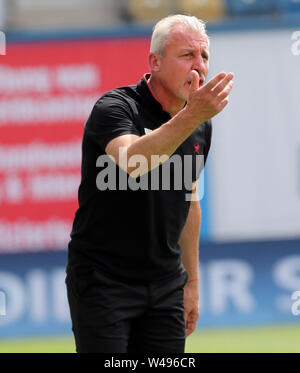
[150,14,209,57]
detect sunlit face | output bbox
[154,25,210,103]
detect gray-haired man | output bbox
[66,14,234,353]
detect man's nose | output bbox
[192,56,206,73]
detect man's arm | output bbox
[178,180,201,337]
[105,72,233,177]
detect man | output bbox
[66,14,233,353]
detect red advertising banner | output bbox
[0,37,150,253]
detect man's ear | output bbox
[148,52,161,72]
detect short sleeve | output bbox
[85,94,141,152]
[204,120,212,164]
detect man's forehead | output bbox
[167,25,209,50]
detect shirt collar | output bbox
[137,73,171,120]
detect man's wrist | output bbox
[177,106,202,130]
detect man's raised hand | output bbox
[186,71,234,124]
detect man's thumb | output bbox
[188,70,199,93]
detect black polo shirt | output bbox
[67,74,212,282]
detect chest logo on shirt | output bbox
[194,144,200,154]
[144,128,153,135]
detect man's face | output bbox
[155,26,210,103]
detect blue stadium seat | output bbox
[275,0,300,14]
[225,0,275,15]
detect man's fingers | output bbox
[217,98,229,112]
[216,80,234,101]
[212,72,234,95]
[186,319,197,337]
[203,72,227,91]
[185,70,234,122]
[185,309,199,337]
[188,70,200,93]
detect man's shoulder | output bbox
[97,83,139,105]
[87,84,140,120]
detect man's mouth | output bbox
[187,71,205,87]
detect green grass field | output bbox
[0,324,299,353]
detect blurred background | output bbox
[0,0,300,352]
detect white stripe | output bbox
[144,128,152,134]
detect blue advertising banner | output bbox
[197,239,300,327]
[0,251,70,338]
[0,239,299,338]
